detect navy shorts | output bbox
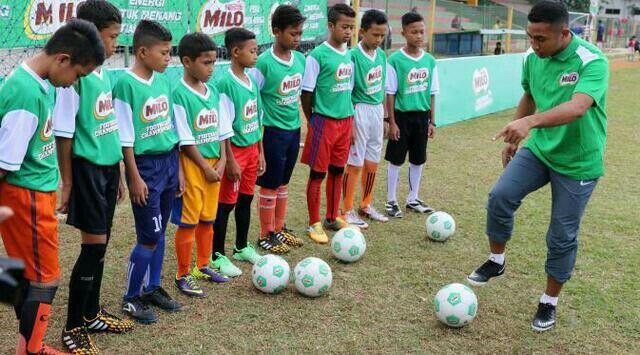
[257,126,300,189]
[128,148,178,245]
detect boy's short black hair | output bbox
[133,20,172,51]
[44,18,105,66]
[272,5,306,31]
[76,0,122,31]
[401,12,423,28]
[328,4,356,24]
[224,27,256,51]
[528,1,569,26]
[178,32,217,62]
[361,9,388,30]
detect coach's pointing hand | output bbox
[493,116,534,145]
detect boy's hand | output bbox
[389,122,400,141]
[129,175,149,206]
[176,167,186,197]
[117,179,126,204]
[257,152,266,177]
[350,125,357,145]
[227,160,242,181]
[0,206,13,224]
[214,160,226,179]
[428,123,436,139]
[56,184,72,214]
[204,166,221,183]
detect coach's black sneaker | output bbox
[258,232,290,254]
[406,199,434,213]
[61,326,98,354]
[532,302,556,332]
[385,201,403,218]
[122,297,158,325]
[467,259,505,286]
[141,287,182,312]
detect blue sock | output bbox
[124,244,154,301]
[144,234,165,293]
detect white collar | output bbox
[400,48,425,62]
[21,63,49,93]
[358,42,377,62]
[92,67,104,80]
[126,70,155,86]
[181,78,210,100]
[270,46,294,67]
[228,68,252,91]
[323,41,348,55]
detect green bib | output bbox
[388,49,437,112]
[217,69,262,147]
[351,43,386,105]
[305,42,354,118]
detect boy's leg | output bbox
[384,111,409,217]
[344,104,368,215]
[325,116,353,228]
[196,166,220,270]
[359,103,386,221]
[256,127,283,240]
[233,144,263,262]
[275,128,301,233]
[301,114,331,227]
[406,112,429,207]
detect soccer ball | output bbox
[426,211,456,241]
[331,227,367,263]
[434,283,478,327]
[251,254,290,294]
[294,257,332,297]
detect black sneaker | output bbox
[385,201,403,218]
[405,199,434,213]
[122,297,158,324]
[532,302,556,332]
[61,326,98,354]
[467,259,505,286]
[258,232,290,254]
[140,287,182,312]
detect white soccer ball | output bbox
[331,227,367,262]
[294,257,332,297]
[252,254,290,294]
[426,211,456,241]
[434,283,478,327]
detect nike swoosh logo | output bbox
[580,180,594,186]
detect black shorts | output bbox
[66,157,120,235]
[384,110,430,166]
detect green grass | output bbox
[1,66,639,353]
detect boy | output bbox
[0,19,105,355]
[114,20,182,324]
[301,4,356,244]
[54,1,133,352]
[171,32,232,297]
[249,4,306,253]
[210,28,264,277]
[384,12,439,218]
[342,9,390,229]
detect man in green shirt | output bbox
[467,1,609,332]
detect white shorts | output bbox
[347,103,384,166]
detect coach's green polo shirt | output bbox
[523,34,609,180]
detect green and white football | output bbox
[426,211,456,241]
[331,227,366,263]
[434,283,478,327]
[293,257,332,297]
[252,254,290,294]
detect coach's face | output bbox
[527,22,570,58]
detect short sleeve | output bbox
[114,98,134,147]
[521,51,533,93]
[219,93,235,141]
[248,67,265,91]
[385,63,398,95]
[430,66,440,95]
[53,86,80,138]
[0,110,39,171]
[173,103,195,146]
[574,57,609,108]
[302,55,320,92]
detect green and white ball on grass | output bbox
[426,211,456,241]
[252,254,290,294]
[331,227,366,263]
[434,283,478,327]
[294,257,332,297]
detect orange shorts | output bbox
[0,182,60,283]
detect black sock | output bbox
[85,232,110,320]
[234,193,254,250]
[65,244,106,330]
[213,203,235,258]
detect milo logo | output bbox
[559,72,579,86]
[93,92,113,120]
[366,65,383,86]
[334,62,352,81]
[39,110,53,141]
[278,73,302,96]
[140,95,169,123]
[196,0,245,36]
[407,67,428,84]
[24,0,83,40]
[242,98,258,121]
[194,108,218,132]
[472,67,490,95]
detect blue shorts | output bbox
[129,148,179,245]
[256,126,300,189]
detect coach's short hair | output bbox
[272,5,307,31]
[361,9,388,30]
[178,32,217,62]
[133,20,172,52]
[401,12,423,28]
[76,0,122,30]
[328,4,356,24]
[224,27,256,51]
[528,1,569,26]
[44,19,105,66]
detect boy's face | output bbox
[527,22,569,58]
[360,23,387,49]
[140,41,172,73]
[402,21,425,48]
[49,54,95,87]
[184,50,216,83]
[233,39,258,68]
[101,23,122,58]
[274,23,304,50]
[329,14,355,44]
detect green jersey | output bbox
[386,48,439,112]
[216,68,262,147]
[0,64,57,192]
[523,35,609,180]
[351,43,386,105]
[173,79,234,159]
[53,69,122,165]
[250,47,305,130]
[302,41,354,118]
[113,71,178,155]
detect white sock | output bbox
[387,163,401,202]
[407,163,424,203]
[540,293,559,306]
[489,253,505,265]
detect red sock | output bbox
[275,185,288,231]
[174,227,195,278]
[258,187,277,238]
[326,169,344,221]
[195,223,213,269]
[307,176,323,225]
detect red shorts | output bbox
[301,114,353,172]
[0,182,60,283]
[219,143,259,204]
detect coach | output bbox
[466,1,609,332]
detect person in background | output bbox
[494,41,504,55]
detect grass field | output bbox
[1,62,639,354]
